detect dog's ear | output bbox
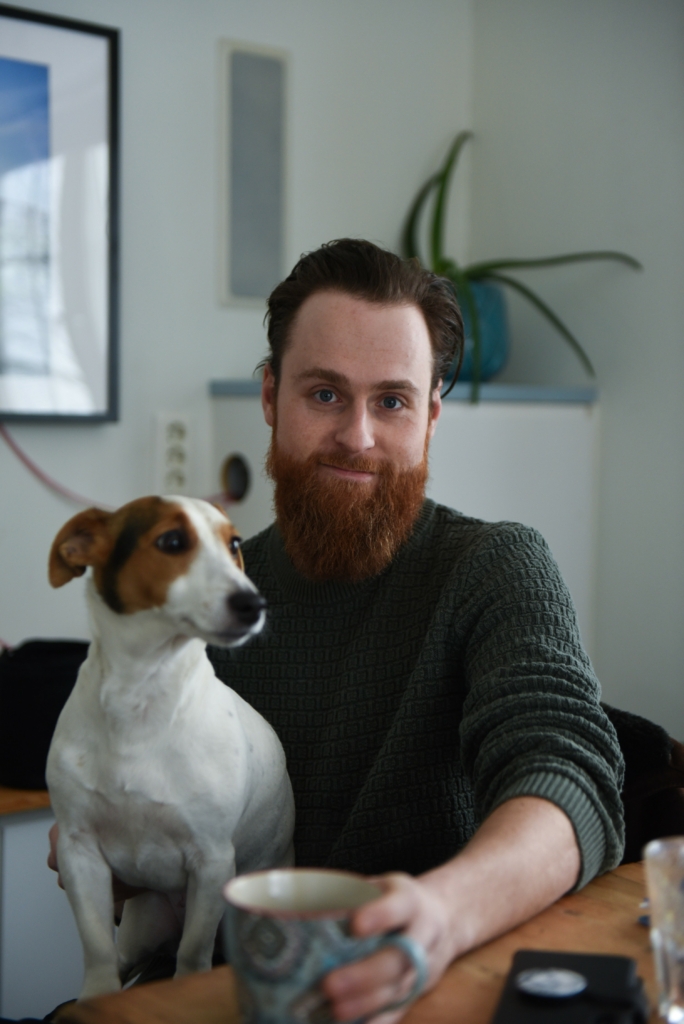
[48,509,112,588]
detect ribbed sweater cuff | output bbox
[487,772,606,891]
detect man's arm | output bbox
[325,794,577,1019]
[323,795,580,1023]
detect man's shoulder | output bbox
[413,500,563,599]
[422,500,551,561]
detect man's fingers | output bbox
[324,948,417,1022]
[353,874,417,936]
[47,822,65,888]
[325,948,403,999]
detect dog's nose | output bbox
[228,590,267,626]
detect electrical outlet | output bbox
[154,414,193,495]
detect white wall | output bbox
[0,0,473,644]
[470,0,684,730]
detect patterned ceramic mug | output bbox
[223,868,428,1024]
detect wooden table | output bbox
[0,783,51,815]
[57,862,658,1024]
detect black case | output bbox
[0,639,88,789]
[490,949,649,1023]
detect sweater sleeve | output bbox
[457,523,625,888]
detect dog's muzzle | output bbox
[228,590,267,627]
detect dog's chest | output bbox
[93,793,214,890]
[66,749,241,889]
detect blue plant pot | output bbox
[450,280,510,383]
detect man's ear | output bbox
[428,383,443,439]
[48,509,112,588]
[261,363,276,428]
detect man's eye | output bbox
[381,396,402,410]
[155,529,189,554]
[229,536,242,556]
[315,389,336,404]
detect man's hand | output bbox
[322,873,454,1024]
[47,822,147,903]
[322,796,581,1022]
[47,822,66,889]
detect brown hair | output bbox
[261,238,464,394]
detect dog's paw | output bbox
[79,967,122,1000]
[175,953,214,977]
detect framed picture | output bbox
[217,39,287,307]
[0,3,119,422]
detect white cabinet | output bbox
[0,810,83,1020]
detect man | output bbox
[207,239,624,1021]
[48,238,623,1022]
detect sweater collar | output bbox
[266,499,437,605]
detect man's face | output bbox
[260,291,442,581]
[262,290,442,474]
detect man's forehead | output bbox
[284,290,433,382]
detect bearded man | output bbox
[208,238,624,1022]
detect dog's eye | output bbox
[229,536,242,557]
[155,529,189,555]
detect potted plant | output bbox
[402,131,642,400]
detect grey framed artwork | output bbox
[217,40,287,305]
[0,3,119,421]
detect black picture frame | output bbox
[0,3,119,422]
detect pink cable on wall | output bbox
[0,425,111,510]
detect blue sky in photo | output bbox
[0,56,50,177]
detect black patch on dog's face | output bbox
[100,501,164,613]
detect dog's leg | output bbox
[57,832,120,998]
[175,849,235,977]
[117,891,184,983]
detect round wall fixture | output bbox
[221,453,251,502]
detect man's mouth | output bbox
[318,463,377,483]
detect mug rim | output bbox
[224,866,384,920]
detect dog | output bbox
[46,496,295,999]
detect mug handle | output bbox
[329,933,429,1014]
[371,933,429,1012]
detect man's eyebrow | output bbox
[295,368,420,395]
[295,368,351,388]
[375,379,420,395]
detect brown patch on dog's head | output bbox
[218,521,244,572]
[50,497,201,614]
[49,508,114,588]
[98,499,199,613]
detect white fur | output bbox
[46,498,294,999]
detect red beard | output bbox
[266,437,428,582]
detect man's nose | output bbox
[333,403,374,453]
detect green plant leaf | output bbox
[465,250,642,277]
[484,271,596,377]
[430,131,473,270]
[401,173,440,262]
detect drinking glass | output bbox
[645,837,684,1022]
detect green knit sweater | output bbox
[210,500,624,888]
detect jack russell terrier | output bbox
[46,496,294,999]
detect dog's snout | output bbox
[228,590,267,626]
